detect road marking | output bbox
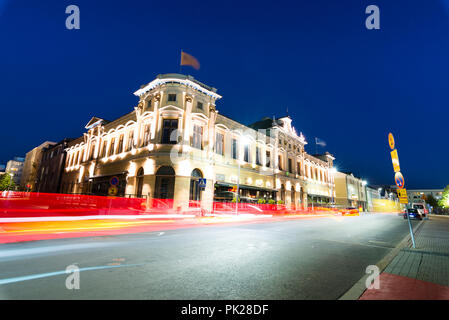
[0,243,119,259]
[0,263,144,285]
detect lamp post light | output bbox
[362,180,367,211]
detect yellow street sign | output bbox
[108,186,118,196]
[390,149,400,172]
[397,188,407,198]
[388,133,395,150]
[399,197,409,204]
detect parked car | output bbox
[403,208,422,220]
[412,202,428,218]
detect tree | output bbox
[0,173,15,191]
[438,185,449,209]
[426,194,439,208]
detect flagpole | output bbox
[179,49,182,73]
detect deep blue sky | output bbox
[1,0,448,188]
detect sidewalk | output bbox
[360,215,449,299]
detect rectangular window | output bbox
[278,155,282,170]
[168,94,177,102]
[90,143,95,160]
[143,124,150,146]
[192,125,203,149]
[288,158,292,173]
[100,142,106,158]
[244,145,250,163]
[161,119,178,144]
[215,133,224,155]
[256,147,261,165]
[118,134,124,153]
[197,102,203,110]
[108,138,115,156]
[127,131,134,151]
[231,139,238,160]
[297,162,301,175]
[266,151,271,167]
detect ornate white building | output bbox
[61,74,335,212]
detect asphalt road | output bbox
[0,213,418,299]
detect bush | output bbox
[258,199,266,204]
[268,199,276,204]
[276,200,284,204]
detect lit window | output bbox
[244,145,250,163]
[192,125,203,149]
[127,131,134,151]
[215,133,224,155]
[232,139,238,159]
[161,119,178,144]
[143,124,150,146]
[266,151,271,167]
[109,138,115,156]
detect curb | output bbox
[338,219,425,300]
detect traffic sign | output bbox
[108,185,118,196]
[394,172,405,189]
[110,176,119,186]
[399,197,409,204]
[397,188,407,198]
[390,149,401,173]
[388,133,395,150]
[198,178,207,189]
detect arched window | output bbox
[154,166,175,203]
[189,169,203,201]
[136,167,144,198]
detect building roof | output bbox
[134,73,222,100]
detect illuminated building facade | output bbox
[21,141,56,190]
[60,74,335,212]
[6,157,25,186]
[334,171,367,210]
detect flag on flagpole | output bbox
[315,137,326,147]
[180,51,200,70]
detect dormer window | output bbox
[168,94,177,102]
[197,102,203,110]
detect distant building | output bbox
[407,189,444,203]
[5,157,25,187]
[334,171,367,210]
[21,141,56,190]
[366,186,382,211]
[35,138,73,193]
[0,164,5,172]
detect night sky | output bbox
[1,0,448,189]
